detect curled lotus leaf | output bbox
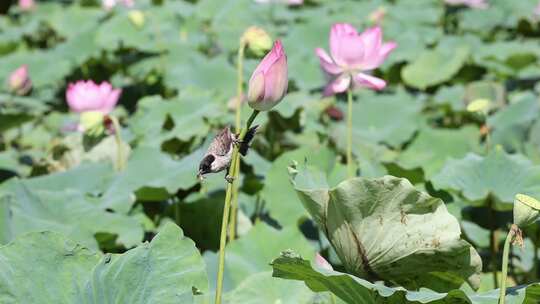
[289,164,482,291]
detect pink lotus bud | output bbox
[315,253,333,271]
[247,40,288,111]
[8,65,32,95]
[66,80,121,114]
[18,0,35,11]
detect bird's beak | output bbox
[197,170,204,181]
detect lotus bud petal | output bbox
[242,26,273,57]
[247,40,288,111]
[513,194,540,228]
[8,65,32,95]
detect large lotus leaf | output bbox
[99,146,204,212]
[129,93,221,147]
[330,89,423,151]
[40,4,104,39]
[96,6,188,53]
[20,162,113,193]
[289,164,482,291]
[433,85,466,111]
[0,179,143,249]
[271,251,540,304]
[196,0,274,52]
[383,0,443,65]
[397,126,481,179]
[204,222,315,292]
[81,223,208,303]
[224,271,326,304]
[472,40,539,76]
[260,147,347,226]
[488,93,539,131]
[487,93,540,152]
[16,146,203,213]
[351,89,423,147]
[0,223,208,303]
[328,129,394,178]
[460,0,538,32]
[402,45,469,90]
[0,50,71,90]
[432,148,540,210]
[164,52,236,97]
[0,150,31,177]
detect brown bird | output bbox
[197,125,258,183]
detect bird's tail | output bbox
[239,125,259,156]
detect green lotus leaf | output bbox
[260,147,346,226]
[402,45,469,90]
[271,251,540,304]
[205,222,315,292]
[432,148,540,210]
[0,179,143,249]
[129,93,222,147]
[289,164,482,291]
[0,222,208,303]
[397,126,481,179]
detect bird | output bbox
[197,125,259,183]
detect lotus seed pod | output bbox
[513,194,540,228]
[466,98,490,113]
[128,10,145,29]
[80,111,105,136]
[242,26,273,57]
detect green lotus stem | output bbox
[110,116,126,172]
[215,109,260,304]
[499,225,517,304]
[346,88,354,178]
[487,195,498,288]
[234,42,246,133]
[229,41,246,242]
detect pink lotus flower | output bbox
[102,0,134,10]
[18,0,35,10]
[66,80,121,114]
[315,24,396,95]
[247,40,288,111]
[254,0,303,5]
[315,253,333,271]
[8,65,32,95]
[444,0,488,9]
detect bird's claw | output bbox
[225,175,235,183]
[233,139,244,146]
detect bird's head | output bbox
[197,154,215,180]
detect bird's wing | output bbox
[209,127,233,156]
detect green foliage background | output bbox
[2,0,540,303]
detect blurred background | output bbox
[2,0,540,302]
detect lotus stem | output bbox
[346,88,354,178]
[110,116,126,172]
[499,224,518,304]
[229,41,246,242]
[215,110,259,304]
